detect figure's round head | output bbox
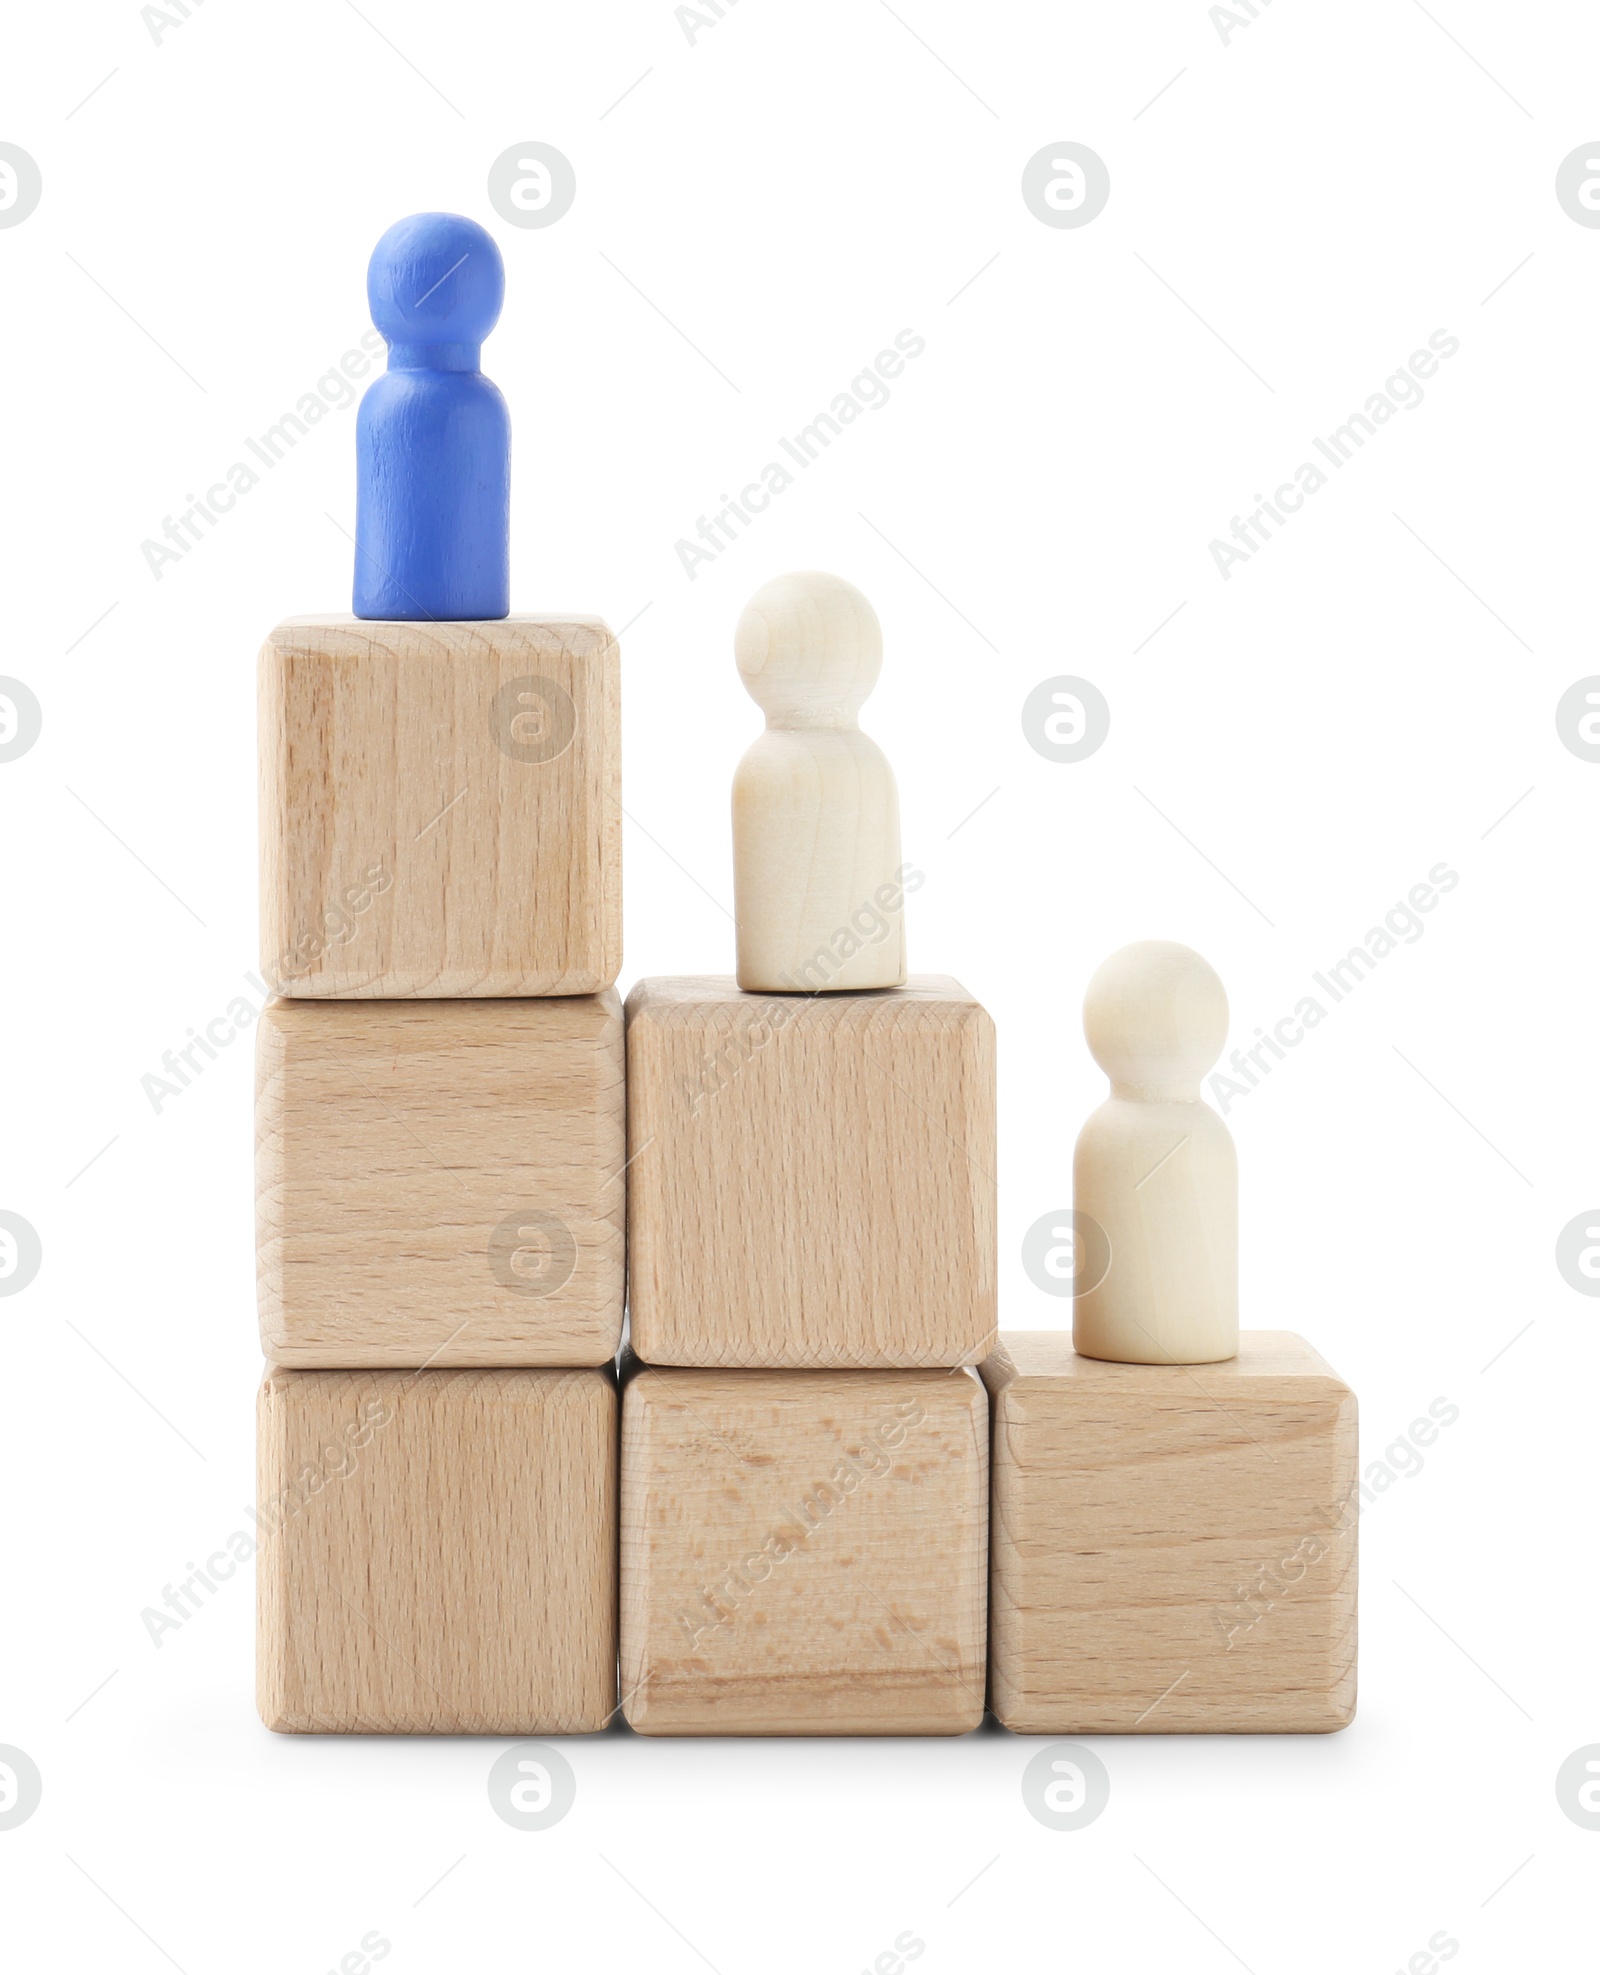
[1083,941,1229,1094]
[735,571,882,719]
[367,212,504,348]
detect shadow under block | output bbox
[983,1332,1357,1734]
[620,1366,988,1735]
[259,615,620,997]
[256,992,624,1367]
[257,1367,617,1733]
[625,976,997,1367]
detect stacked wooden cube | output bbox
[250,613,1000,1737]
[620,975,999,1733]
[252,617,1356,1740]
[254,614,626,1733]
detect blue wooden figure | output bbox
[354,212,510,621]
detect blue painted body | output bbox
[354,212,510,621]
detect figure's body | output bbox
[732,571,905,993]
[354,212,510,622]
[1073,941,1238,1364]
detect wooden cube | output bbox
[621,1365,988,1734]
[257,992,623,1367]
[625,976,996,1367]
[983,1331,1357,1734]
[259,615,620,998]
[257,1366,617,1733]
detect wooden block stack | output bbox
[254,212,1358,1742]
[253,612,625,1734]
[254,215,624,1735]
[621,990,997,1734]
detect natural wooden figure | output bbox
[258,614,620,998]
[732,571,906,993]
[984,1332,1356,1734]
[258,1366,617,1733]
[1074,940,1238,1364]
[625,976,996,1367]
[256,992,624,1366]
[621,1364,987,1734]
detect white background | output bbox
[2,0,1596,1967]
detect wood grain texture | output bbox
[625,976,996,1368]
[257,992,624,1367]
[983,1331,1356,1734]
[259,615,620,997]
[257,1367,617,1734]
[620,1365,987,1735]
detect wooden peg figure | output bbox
[354,212,510,622]
[732,571,907,993]
[1073,941,1238,1365]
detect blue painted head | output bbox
[354,211,512,619]
[366,211,505,357]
